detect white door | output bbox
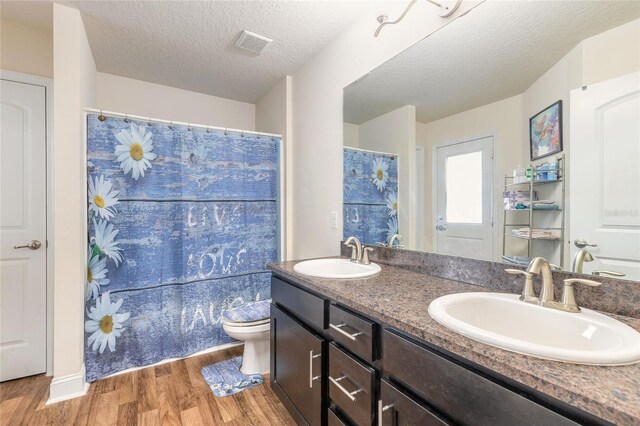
[0,79,47,381]
[435,136,494,260]
[570,72,640,280]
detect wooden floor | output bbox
[0,346,295,425]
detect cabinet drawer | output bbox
[272,276,326,331]
[328,408,350,426]
[328,304,377,362]
[382,330,577,426]
[379,379,449,426]
[329,343,375,426]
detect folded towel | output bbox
[512,228,559,239]
[532,204,560,210]
[522,199,556,206]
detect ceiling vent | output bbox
[235,30,273,55]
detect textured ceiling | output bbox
[344,1,640,124]
[1,0,391,103]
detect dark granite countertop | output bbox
[268,259,640,426]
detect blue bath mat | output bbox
[201,356,264,397]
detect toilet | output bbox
[222,299,271,375]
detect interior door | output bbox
[570,72,640,280]
[271,304,323,426]
[0,78,47,381]
[435,136,494,261]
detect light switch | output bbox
[330,211,338,229]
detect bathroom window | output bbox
[445,151,483,224]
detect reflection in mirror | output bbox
[343,1,640,280]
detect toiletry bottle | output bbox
[514,164,525,183]
[526,166,533,181]
[547,159,557,181]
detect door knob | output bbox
[13,240,42,250]
[574,239,597,249]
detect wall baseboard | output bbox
[46,364,90,405]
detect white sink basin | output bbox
[428,292,640,365]
[293,258,381,279]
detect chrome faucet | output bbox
[506,256,603,313]
[527,257,555,306]
[388,233,403,247]
[572,248,626,277]
[572,248,594,273]
[344,236,362,262]
[344,236,374,265]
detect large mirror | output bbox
[343,1,640,280]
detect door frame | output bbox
[1,69,54,376]
[415,145,425,251]
[431,133,496,257]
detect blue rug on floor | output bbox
[201,356,264,397]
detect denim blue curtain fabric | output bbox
[85,114,279,381]
[343,148,399,246]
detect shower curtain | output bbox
[343,148,399,246]
[85,114,279,381]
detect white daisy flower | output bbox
[85,292,130,354]
[386,191,398,217]
[86,249,110,301]
[88,175,119,221]
[386,216,399,244]
[91,218,123,266]
[371,158,389,192]
[114,124,157,180]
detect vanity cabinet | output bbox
[382,330,578,426]
[270,274,593,426]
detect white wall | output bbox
[255,76,293,260]
[343,122,359,148]
[359,105,417,249]
[582,18,640,86]
[419,95,525,259]
[96,73,255,130]
[0,19,53,77]
[291,0,481,259]
[50,3,96,401]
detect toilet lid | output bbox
[223,299,271,324]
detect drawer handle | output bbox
[309,350,321,389]
[329,375,362,402]
[329,323,363,341]
[377,400,394,426]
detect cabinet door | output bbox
[271,304,323,426]
[379,379,449,426]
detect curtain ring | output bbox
[147,117,152,127]
[124,114,129,123]
[205,126,210,133]
[187,123,192,131]
[224,128,228,136]
[98,110,106,122]
[169,121,174,130]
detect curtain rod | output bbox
[344,146,399,158]
[84,107,282,139]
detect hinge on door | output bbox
[491,217,494,227]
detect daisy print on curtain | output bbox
[85,114,279,381]
[343,148,398,246]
